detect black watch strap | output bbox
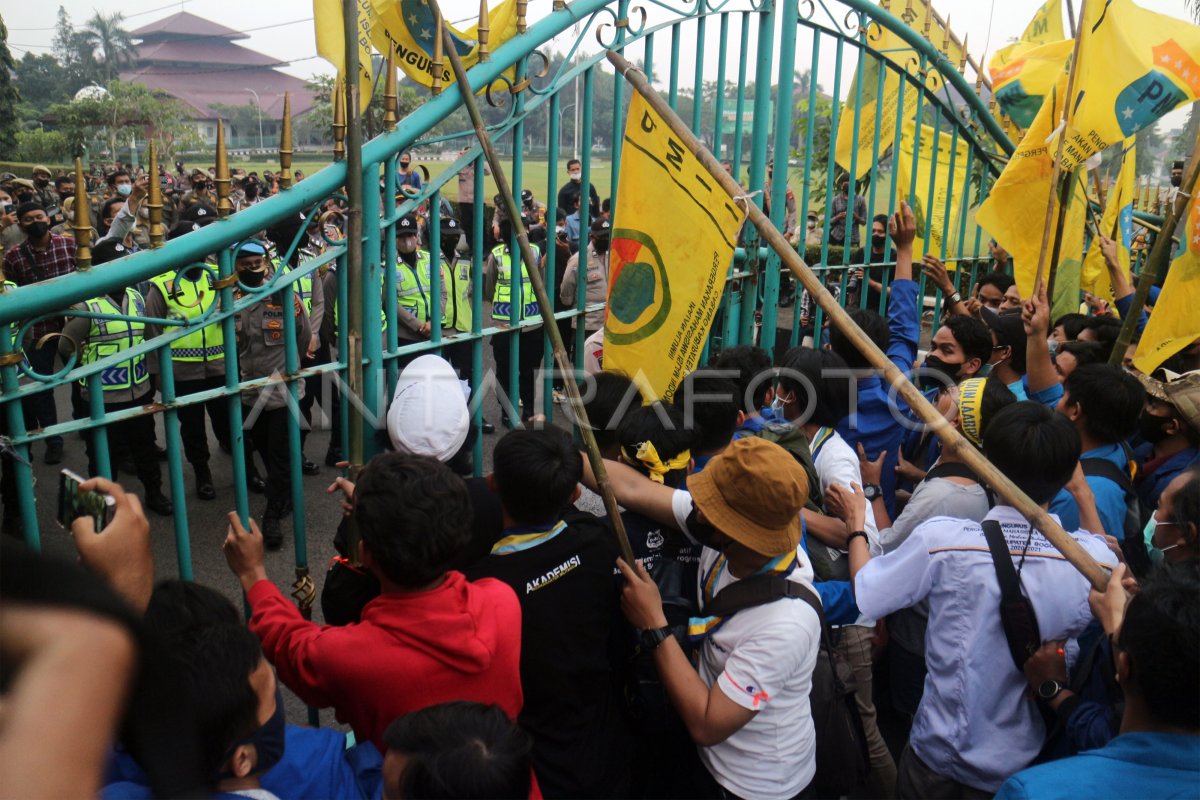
[640,626,672,651]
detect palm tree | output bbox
[79,12,136,83]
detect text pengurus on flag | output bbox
[604,92,746,402]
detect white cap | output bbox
[386,355,469,462]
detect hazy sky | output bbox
[4,0,1195,129]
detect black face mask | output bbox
[871,234,886,250]
[22,221,49,240]
[245,184,259,198]
[239,269,266,287]
[58,190,73,202]
[1137,409,1173,444]
[593,237,610,254]
[685,507,723,551]
[34,177,50,188]
[919,354,963,390]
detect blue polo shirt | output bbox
[1049,443,1131,539]
[995,731,1200,800]
[837,278,920,518]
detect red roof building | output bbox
[120,12,316,149]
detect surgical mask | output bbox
[918,354,962,391]
[1144,515,1180,563]
[22,221,49,240]
[116,184,132,197]
[1137,409,1172,444]
[568,171,582,182]
[769,390,792,416]
[219,686,286,780]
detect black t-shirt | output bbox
[463,510,632,798]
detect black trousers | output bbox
[86,394,162,494]
[22,340,62,446]
[491,328,544,422]
[244,405,292,514]
[299,339,331,452]
[175,375,231,468]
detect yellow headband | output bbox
[958,377,987,446]
[622,440,691,483]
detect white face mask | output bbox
[116,184,132,197]
[568,171,582,182]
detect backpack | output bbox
[754,421,824,513]
[701,573,870,797]
[1079,447,1150,577]
[981,520,1042,671]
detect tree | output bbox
[79,12,136,84]
[0,19,18,152]
[47,80,202,162]
[16,129,71,163]
[52,6,101,93]
[14,53,72,113]
[209,101,265,145]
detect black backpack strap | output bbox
[982,520,1042,670]
[703,574,832,637]
[925,461,995,507]
[1080,457,1134,493]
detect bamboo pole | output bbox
[607,48,1111,590]
[147,142,164,248]
[72,157,92,269]
[1108,146,1200,367]
[343,0,367,476]
[279,92,294,190]
[1032,0,1089,291]
[433,0,636,567]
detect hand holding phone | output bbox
[66,475,155,612]
[58,469,115,532]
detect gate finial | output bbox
[478,0,491,61]
[72,157,92,269]
[333,81,347,160]
[280,92,294,189]
[147,142,164,248]
[384,48,398,130]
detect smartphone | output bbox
[3,204,13,215]
[57,469,114,532]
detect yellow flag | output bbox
[988,0,1065,71]
[1080,139,1136,307]
[834,0,965,179]
[604,93,747,402]
[1050,171,1089,320]
[1133,192,1200,374]
[370,0,518,90]
[990,39,1073,130]
[314,0,375,113]
[893,121,970,259]
[976,68,1069,298]
[1059,0,1200,173]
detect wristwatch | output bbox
[1037,679,1065,701]
[639,626,673,652]
[862,484,883,502]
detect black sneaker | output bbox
[481,418,496,435]
[301,459,320,476]
[247,474,267,494]
[145,491,174,517]
[262,514,283,550]
[44,440,63,465]
[324,447,343,467]
[195,465,216,501]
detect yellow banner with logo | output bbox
[1133,192,1200,374]
[834,0,965,179]
[1081,139,1136,308]
[314,0,375,113]
[990,39,1073,130]
[604,92,747,402]
[1058,0,1200,173]
[988,0,1065,72]
[369,0,518,89]
[893,120,971,259]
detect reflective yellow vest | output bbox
[446,255,473,333]
[396,251,439,325]
[275,257,316,316]
[147,270,225,363]
[491,245,539,323]
[81,288,150,392]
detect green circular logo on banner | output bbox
[605,228,673,345]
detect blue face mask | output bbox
[1144,515,1180,563]
[116,183,132,197]
[220,686,286,780]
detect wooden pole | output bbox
[433,0,636,567]
[1108,145,1200,367]
[1032,0,1089,292]
[608,49,1111,590]
[343,0,367,476]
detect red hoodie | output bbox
[247,571,523,750]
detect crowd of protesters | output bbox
[1,154,1198,800]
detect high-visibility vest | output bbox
[491,245,539,323]
[147,269,225,363]
[396,251,441,325]
[275,257,316,317]
[81,288,150,392]
[446,255,473,333]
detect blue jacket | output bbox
[1135,442,1199,513]
[1049,443,1131,539]
[1114,289,1158,341]
[995,731,1200,800]
[837,278,920,518]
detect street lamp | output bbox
[244,87,264,151]
[553,100,575,154]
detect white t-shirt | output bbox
[808,426,878,627]
[671,490,821,800]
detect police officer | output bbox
[58,240,173,516]
[233,240,312,549]
[484,218,545,427]
[393,214,439,368]
[144,256,230,501]
[560,217,611,341]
